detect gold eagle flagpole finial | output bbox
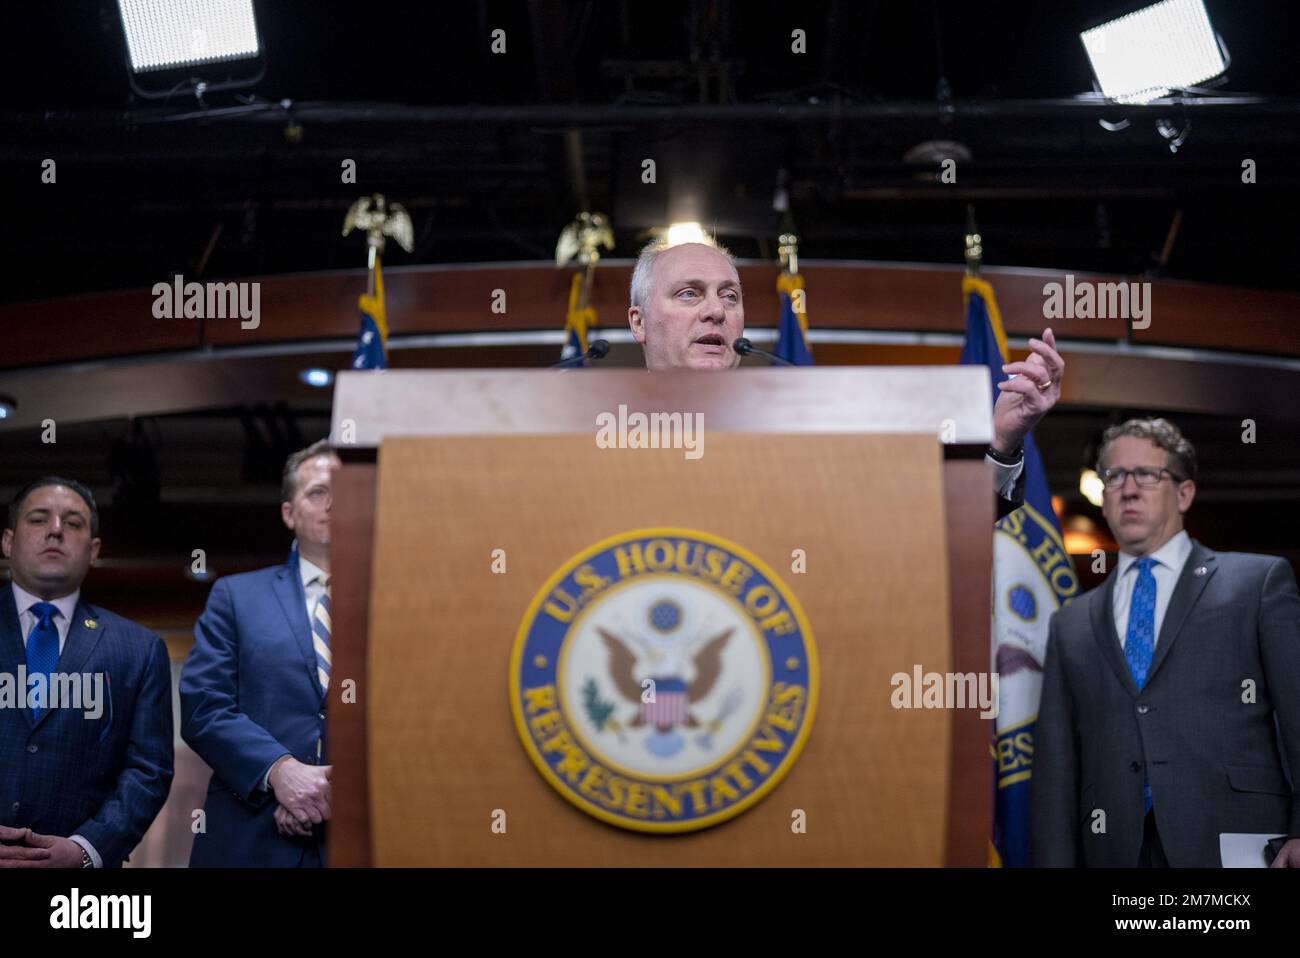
[556,211,614,310]
[964,204,983,277]
[777,231,799,276]
[343,193,414,296]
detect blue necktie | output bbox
[1125,557,1157,813]
[25,601,60,721]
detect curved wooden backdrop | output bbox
[4,260,1299,370]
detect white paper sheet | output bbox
[1219,832,1285,867]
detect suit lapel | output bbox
[0,585,25,674]
[1089,570,1140,698]
[1145,540,1216,686]
[272,555,324,702]
[57,600,106,676]
[0,585,33,728]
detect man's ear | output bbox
[1177,479,1196,514]
[281,500,295,531]
[1,528,11,559]
[89,537,102,566]
[628,306,646,344]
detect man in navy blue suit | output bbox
[181,439,339,867]
[0,477,173,869]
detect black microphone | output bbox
[733,337,794,366]
[551,339,610,369]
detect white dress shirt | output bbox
[13,582,80,654]
[299,551,329,628]
[990,457,1023,501]
[10,581,101,868]
[1112,530,1193,648]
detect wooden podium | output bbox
[327,367,995,866]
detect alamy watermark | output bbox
[50,889,150,938]
[1042,274,1150,329]
[595,404,704,460]
[890,665,999,719]
[152,274,260,329]
[0,669,105,719]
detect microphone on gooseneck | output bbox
[732,337,794,366]
[551,339,611,369]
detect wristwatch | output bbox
[80,847,94,868]
[986,444,1024,466]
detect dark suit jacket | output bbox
[1031,540,1300,866]
[180,550,329,867]
[0,584,174,867]
[994,453,1027,521]
[996,487,1024,521]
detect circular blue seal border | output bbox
[509,526,819,833]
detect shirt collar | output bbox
[11,581,80,624]
[297,548,328,590]
[1117,529,1192,578]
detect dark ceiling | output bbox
[6,0,1300,304]
[2,1,1299,595]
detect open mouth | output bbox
[693,333,727,349]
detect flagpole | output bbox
[778,231,799,277]
[578,252,597,313]
[344,192,414,301]
[964,204,982,277]
[343,194,412,369]
[555,211,613,361]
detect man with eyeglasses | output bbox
[180,439,339,866]
[1030,418,1300,867]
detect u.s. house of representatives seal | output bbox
[510,527,818,833]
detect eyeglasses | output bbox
[1098,466,1184,490]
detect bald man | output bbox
[627,241,1064,513]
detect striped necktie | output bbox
[26,601,60,720]
[312,575,332,694]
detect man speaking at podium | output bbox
[626,240,1064,517]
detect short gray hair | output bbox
[281,439,338,502]
[629,238,737,309]
[1097,417,1197,482]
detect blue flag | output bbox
[959,276,1080,867]
[774,272,813,365]
[351,259,388,370]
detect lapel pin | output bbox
[1193,566,1207,577]
[84,618,99,629]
